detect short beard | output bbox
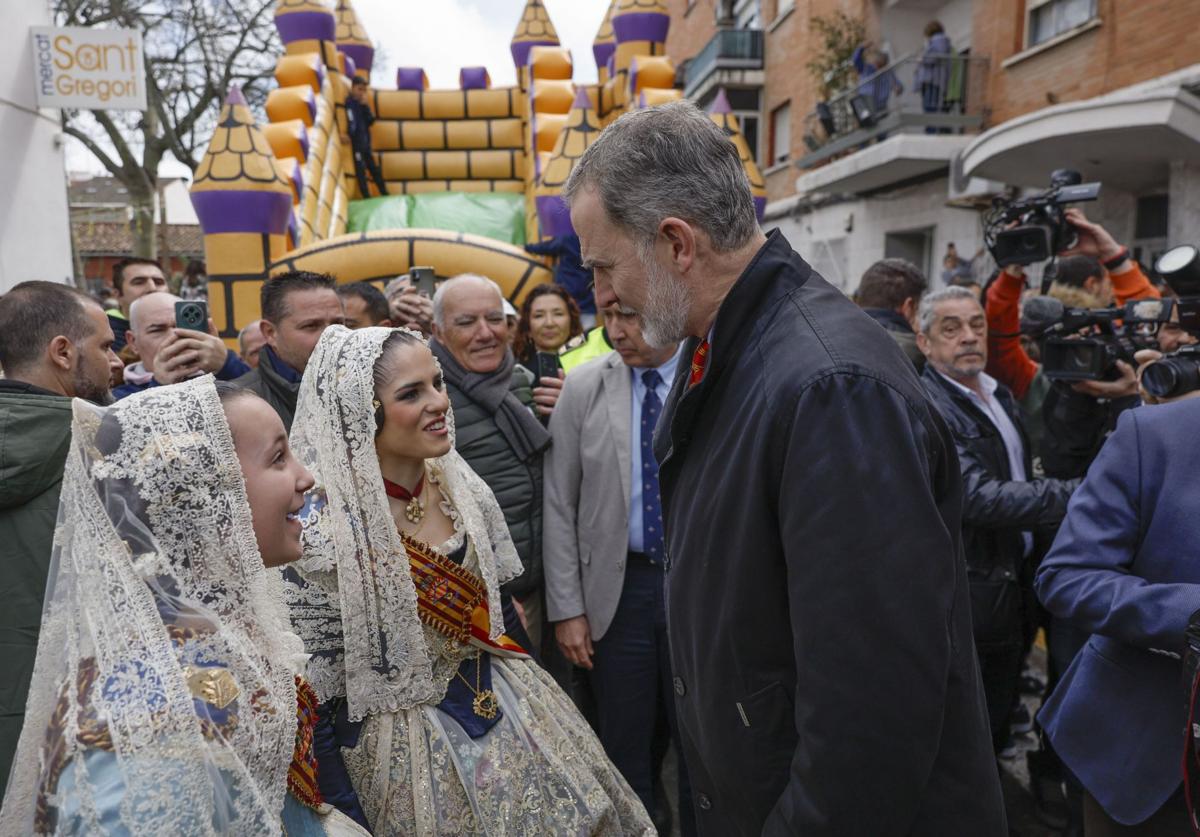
[73,364,113,406]
[637,249,692,349]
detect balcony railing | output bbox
[797,52,989,170]
[683,28,765,96]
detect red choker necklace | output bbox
[382,473,426,524]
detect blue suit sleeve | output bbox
[313,699,370,830]
[217,350,251,381]
[1035,407,1200,652]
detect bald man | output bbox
[113,293,250,399]
[239,320,267,369]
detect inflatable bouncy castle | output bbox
[190,0,766,339]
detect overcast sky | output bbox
[66,0,610,178]
[359,0,609,89]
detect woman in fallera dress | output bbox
[0,377,368,836]
[284,325,653,835]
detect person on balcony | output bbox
[916,21,953,134]
[851,42,903,120]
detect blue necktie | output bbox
[641,369,664,563]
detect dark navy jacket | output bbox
[653,230,1005,836]
[1037,397,1200,825]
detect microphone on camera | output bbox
[1020,295,1066,335]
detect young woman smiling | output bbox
[284,326,652,834]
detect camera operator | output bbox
[1035,395,1200,834]
[985,209,1159,479]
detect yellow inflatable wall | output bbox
[190,0,760,339]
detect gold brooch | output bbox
[183,665,240,710]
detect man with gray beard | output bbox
[564,101,1005,836]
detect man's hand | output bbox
[533,369,564,417]
[1071,360,1137,400]
[555,615,594,670]
[387,280,434,335]
[1131,349,1200,405]
[392,293,434,335]
[155,319,230,384]
[1060,208,1126,265]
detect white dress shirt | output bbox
[937,369,1033,555]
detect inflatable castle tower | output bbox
[191,0,766,340]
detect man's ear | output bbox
[899,296,919,327]
[916,331,933,358]
[658,217,697,275]
[259,319,278,347]
[379,318,394,328]
[47,335,74,372]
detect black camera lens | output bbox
[1142,356,1200,400]
[1067,344,1096,371]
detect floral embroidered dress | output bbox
[0,377,367,836]
[284,326,653,835]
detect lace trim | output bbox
[286,327,524,722]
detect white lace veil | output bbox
[284,326,523,721]
[0,376,306,836]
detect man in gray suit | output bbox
[543,305,693,835]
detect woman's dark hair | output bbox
[924,20,945,37]
[371,330,426,433]
[511,283,583,365]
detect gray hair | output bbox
[431,274,504,329]
[563,100,758,254]
[917,286,982,334]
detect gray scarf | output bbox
[430,339,551,461]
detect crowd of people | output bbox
[1,99,1199,837]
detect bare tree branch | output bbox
[55,0,282,256]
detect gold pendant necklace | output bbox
[404,494,425,525]
[456,656,499,720]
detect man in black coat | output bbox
[347,76,387,198]
[916,287,1078,752]
[564,100,1004,836]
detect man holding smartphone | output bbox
[112,293,249,400]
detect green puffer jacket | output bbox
[445,365,544,597]
[0,384,74,790]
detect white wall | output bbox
[1168,161,1200,250]
[877,0,974,65]
[771,175,986,292]
[0,0,73,291]
[161,177,198,226]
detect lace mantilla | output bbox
[286,326,523,721]
[0,376,307,836]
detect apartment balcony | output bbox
[795,53,988,196]
[683,28,764,101]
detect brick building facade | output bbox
[664,0,1200,290]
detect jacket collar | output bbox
[863,308,915,334]
[261,345,303,386]
[658,230,811,468]
[0,379,66,398]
